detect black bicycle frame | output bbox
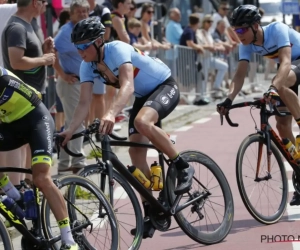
[100,136,205,216]
[258,105,300,177]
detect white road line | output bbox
[293,242,300,250]
[175,125,193,132]
[289,180,295,192]
[287,203,300,221]
[193,118,211,124]
[147,149,158,157]
[114,186,128,199]
[285,161,293,172]
[212,111,219,116]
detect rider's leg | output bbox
[275,110,294,143]
[32,162,77,247]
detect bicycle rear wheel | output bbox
[166,150,234,245]
[41,175,119,250]
[236,134,288,224]
[0,217,13,250]
[76,164,143,250]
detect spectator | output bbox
[140,3,170,52]
[87,0,111,137]
[127,17,152,51]
[210,1,240,47]
[165,7,183,78]
[196,14,228,98]
[124,0,136,32]
[179,13,207,106]
[53,0,89,174]
[1,0,54,188]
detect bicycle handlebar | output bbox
[219,98,291,127]
[54,118,128,158]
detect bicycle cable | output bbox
[250,106,258,131]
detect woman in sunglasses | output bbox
[60,16,195,237]
[217,4,300,207]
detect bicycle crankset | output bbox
[292,171,300,195]
[149,207,171,232]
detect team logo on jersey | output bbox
[160,95,170,105]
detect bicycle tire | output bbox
[41,174,120,250]
[76,164,143,250]
[0,217,13,250]
[166,150,234,245]
[236,134,288,224]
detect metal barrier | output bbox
[154,45,274,103]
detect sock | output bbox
[172,154,189,170]
[58,217,76,246]
[142,201,150,218]
[0,174,21,201]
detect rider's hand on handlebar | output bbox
[58,129,73,146]
[216,98,232,115]
[263,85,281,105]
[99,113,115,135]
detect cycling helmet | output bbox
[230,5,261,27]
[71,16,106,43]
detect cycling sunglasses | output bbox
[75,39,96,51]
[234,27,249,35]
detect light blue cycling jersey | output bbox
[80,41,171,98]
[239,22,300,63]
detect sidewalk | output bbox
[7,78,267,240]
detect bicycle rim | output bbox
[236,134,288,224]
[166,150,234,245]
[0,217,13,250]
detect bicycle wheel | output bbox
[0,217,13,250]
[236,134,288,224]
[166,150,234,245]
[41,174,119,250]
[76,164,143,250]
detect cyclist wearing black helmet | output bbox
[217,4,300,206]
[60,16,195,237]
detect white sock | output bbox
[58,218,76,246]
[0,175,20,201]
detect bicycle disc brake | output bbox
[292,171,300,195]
[149,207,171,232]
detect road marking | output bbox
[287,203,300,221]
[212,112,219,116]
[293,131,299,138]
[147,149,158,157]
[285,161,293,172]
[175,125,193,132]
[289,180,295,192]
[193,118,211,124]
[114,186,128,199]
[293,242,300,249]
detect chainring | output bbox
[149,207,171,232]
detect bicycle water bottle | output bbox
[23,189,38,220]
[296,135,300,152]
[282,138,300,162]
[150,161,163,191]
[1,195,25,219]
[128,165,152,189]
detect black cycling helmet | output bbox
[230,5,261,27]
[71,16,106,43]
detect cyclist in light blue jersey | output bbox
[60,17,195,238]
[217,5,300,206]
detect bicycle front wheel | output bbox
[166,150,234,245]
[76,164,143,250]
[41,175,119,250]
[236,134,288,224]
[0,217,13,250]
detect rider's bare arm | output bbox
[272,46,292,90]
[228,60,248,100]
[68,82,93,133]
[108,63,134,117]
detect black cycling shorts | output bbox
[276,59,300,107]
[0,103,54,166]
[129,76,180,136]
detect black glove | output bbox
[217,98,232,111]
